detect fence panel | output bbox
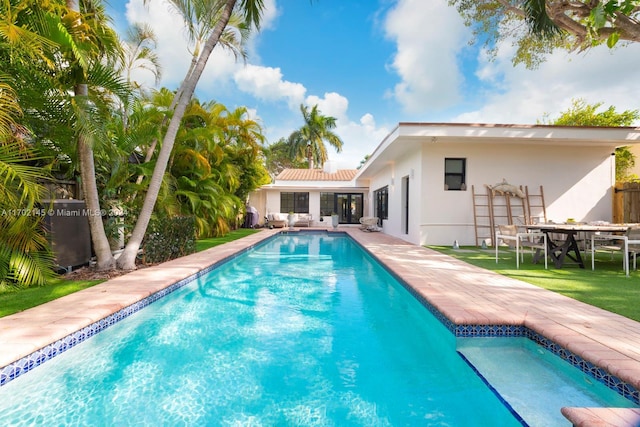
[613,182,640,223]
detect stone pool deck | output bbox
[1,228,640,426]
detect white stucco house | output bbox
[249,123,640,246]
[248,165,366,227]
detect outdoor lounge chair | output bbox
[290,213,312,227]
[359,216,380,232]
[267,213,287,228]
[495,224,547,269]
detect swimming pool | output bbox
[0,232,635,425]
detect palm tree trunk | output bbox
[134,57,196,186]
[68,0,115,270]
[117,0,238,270]
[78,128,115,270]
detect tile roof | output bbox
[275,168,358,181]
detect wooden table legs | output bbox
[533,230,584,268]
[545,230,585,268]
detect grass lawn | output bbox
[0,278,101,318]
[0,228,262,318]
[430,245,640,322]
[195,228,260,251]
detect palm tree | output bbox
[132,4,248,183]
[166,0,250,107]
[0,142,54,288]
[218,105,270,202]
[65,0,128,270]
[0,76,20,141]
[0,1,80,284]
[118,23,162,95]
[522,0,561,39]
[117,0,266,270]
[0,18,54,286]
[169,100,269,237]
[287,104,344,169]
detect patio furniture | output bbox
[591,227,640,276]
[495,224,547,269]
[290,213,312,227]
[359,216,380,232]
[526,223,629,269]
[267,213,288,228]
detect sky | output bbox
[107,0,640,170]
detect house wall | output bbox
[244,189,284,226]
[249,188,370,226]
[361,142,616,246]
[417,143,616,246]
[367,152,423,243]
[247,190,267,225]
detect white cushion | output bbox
[270,213,286,221]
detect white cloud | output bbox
[298,93,389,169]
[125,0,242,91]
[455,41,640,125]
[333,114,390,170]
[305,92,349,122]
[256,0,280,31]
[384,0,470,113]
[381,0,640,127]
[124,0,191,87]
[234,64,306,107]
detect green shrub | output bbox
[142,216,196,264]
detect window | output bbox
[444,158,466,190]
[374,186,388,220]
[320,192,334,216]
[280,192,309,213]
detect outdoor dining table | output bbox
[525,223,630,268]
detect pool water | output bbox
[458,337,638,427]
[0,233,522,426]
[0,233,634,426]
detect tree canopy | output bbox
[263,138,307,179]
[543,98,640,180]
[287,104,344,169]
[0,0,272,283]
[449,0,640,68]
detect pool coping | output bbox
[1,228,640,426]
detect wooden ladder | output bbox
[472,185,494,246]
[473,184,546,246]
[525,185,547,224]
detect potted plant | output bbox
[331,212,339,229]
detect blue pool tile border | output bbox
[416,285,640,406]
[0,235,277,388]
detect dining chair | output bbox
[591,227,640,276]
[627,228,640,271]
[495,224,548,269]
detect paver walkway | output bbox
[1,228,639,426]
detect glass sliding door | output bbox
[335,193,363,224]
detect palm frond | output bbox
[524,0,561,39]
